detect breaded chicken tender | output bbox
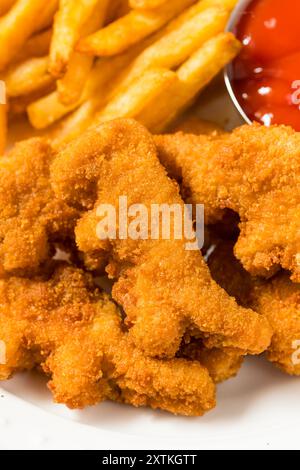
[0,138,78,277]
[0,264,216,416]
[208,240,300,376]
[155,124,300,281]
[51,119,271,359]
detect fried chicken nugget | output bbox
[253,275,300,376]
[208,240,300,376]
[0,138,78,277]
[180,340,243,383]
[0,264,216,416]
[51,119,271,359]
[155,124,300,281]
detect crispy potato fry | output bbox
[51,99,96,145]
[163,0,237,34]
[0,0,16,16]
[138,33,241,132]
[130,0,167,9]
[14,29,52,62]
[95,68,177,124]
[49,0,102,78]
[4,57,54,97]
[113,6,230,93]
[57,0,109,105]
[78,0,196,57]
[106,0,130,24]
[28,42,145,129]
[51,67,175,144]
[28,90,77,129]
[57,53,94,105]
[34,0,58,32]
[0,0,57,71]
[9,85,56,117]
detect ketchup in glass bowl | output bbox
[225,0,300,130]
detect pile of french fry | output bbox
[0,0,241,153]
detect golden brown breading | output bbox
[208,240,300,376]
[208,239,254,308]
[51,118,271,359]
[253,275,300,376]
[0,138,78,277]
[180,340,243,383]
[155,124,300,281]
[0,264,216,416]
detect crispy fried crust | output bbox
[0,264,216,416]
[0,138,78,277]
[155,124,300,281]
[180,340,243,383]
[208,239,300,376]
[253,275,300,376]
[51,119,271,359]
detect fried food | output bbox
[180,340,243,383]
[208,240,300,376]
[253,274,300,376]
[0,0,58,71]
[0,138,77,277]
[48,0,106,78]
[155,124,300,281]
[0,0,16,16]
[1,0,239,146]
[0,263,216,416]
[4,57,54,97]
[137,32,241,133]
[51,118,272,359]
[19,0,238,143]
[77,0,195,57]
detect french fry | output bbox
[57,54,95,105]
[49,0,102,78]
[57,0,109,105]
[51,99,96,145]
[4,57,54,97]
[9,85,56,117]
[163,0,238,34]
[0,0,57,71]
[28,89,81,129]
[130,0,168,9]
[0,0,16,16]
[14,29,52,62]
[52,68,176,144]
[28,42,146,129]
[106,0,130,23]
[114,5,230,93]
[78,0,196,57]
[34,0,58,32]
[95,68,177,124]
[137,33,241,132]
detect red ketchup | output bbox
[231,0,300,130]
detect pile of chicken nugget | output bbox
[0,0,299,418]
[0,114,299,417]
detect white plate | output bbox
[1,81,300,451]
